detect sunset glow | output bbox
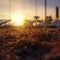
[11,14,24,26]
[0,0,60,20]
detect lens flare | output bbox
[12,14,24,26]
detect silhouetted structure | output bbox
[0,20,11,25]
[34,16,40,27]
[56,6,59,20]
[45,0,47,21]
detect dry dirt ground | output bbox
[0,27,60,60]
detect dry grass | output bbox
[0,27,60,60]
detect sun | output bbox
[12,14,24,26]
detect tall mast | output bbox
[23,0,25,16]
[34,0,39,27]
[45,0,47,21]
[35,0,38,16]
[9,0,11,19]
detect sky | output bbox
[0,0,60,20]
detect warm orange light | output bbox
[12,14,24,26]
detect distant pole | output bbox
[45,0,47,21]
[56,6,59,20]
[9,0,11,19]
[23,0,25,16]
[35,0,38,15]
[34,0,39,27]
